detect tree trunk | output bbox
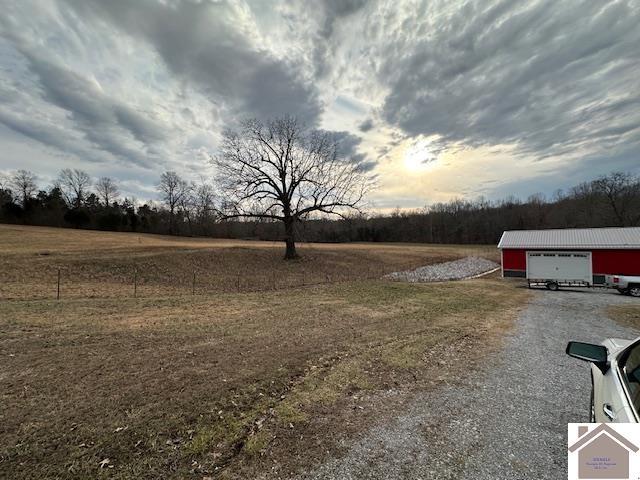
[284,216,298,260]
[184,209,193,236]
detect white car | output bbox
[567,339,640,422]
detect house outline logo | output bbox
[568,424,639,479]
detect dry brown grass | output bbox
[0,282,529,479]
[0,224,498,300]
[0,224,522,479]
[608,304,640,331]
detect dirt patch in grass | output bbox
[0,276,528,479]
[608,304,640,331]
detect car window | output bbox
[621,343,640,415]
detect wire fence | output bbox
[0,265,394,302]
[0,241,499,302]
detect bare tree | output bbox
[593,172,640,226]
[57,168,92,208]
[10,170,38,207]
[0,172,9,190]
[158,171,189,234]
[95,177,120,207]
[570,181,598,226]
[214,116,371,259]
[194,180,217,233]
[178,182,196,235]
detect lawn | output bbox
[0,225,523,479]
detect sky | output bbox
[0,0,639,210]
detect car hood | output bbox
[603,337,635,355]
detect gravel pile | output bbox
[384,256,499,283]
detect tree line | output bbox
[1,116,638,251]
[0,168,217,235]
[1,167,638,245]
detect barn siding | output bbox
[502,249,527,270]
[592,249,640,275]
[501,248,640,280]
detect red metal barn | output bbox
[498,227,640,285]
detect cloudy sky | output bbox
[1,0,639,209]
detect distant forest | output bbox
[1,169,639,245]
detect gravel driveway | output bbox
[295,288,640,480]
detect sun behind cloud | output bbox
[403,137,439,172]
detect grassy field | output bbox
[0,225,498,300]
[0,225,524,479]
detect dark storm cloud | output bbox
[316,129,374,169]
[376,0,640,159]
[330,130,362,158]
[358,118,374,132]
[61,0,322,125]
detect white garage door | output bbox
[526,251,592,283]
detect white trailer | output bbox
[526,251,592,290]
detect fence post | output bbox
[134,268,137,298]
[192,271,196,295]
[302,271,305,286]
[57,268,61,300]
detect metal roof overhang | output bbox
[497,227,640,250]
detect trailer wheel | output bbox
[546,281,559,291]
[629,285,640,298]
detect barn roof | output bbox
[498,227,640,249]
